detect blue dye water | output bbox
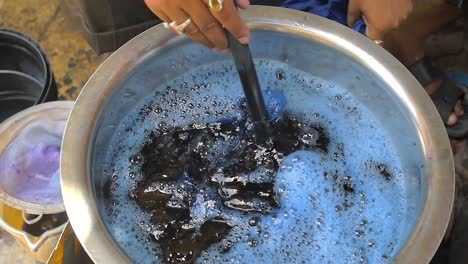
[100,60,412,264]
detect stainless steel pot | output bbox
[61,6,454,264]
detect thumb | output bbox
[347,0,361,27]
[236,0,250,9]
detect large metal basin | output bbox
[61,6,454,264]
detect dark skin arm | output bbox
[348,0,413,40]
[145,0,414,48]
[144,0,251,50]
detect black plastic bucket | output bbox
[0,29,58,122]
[0,71,44,122]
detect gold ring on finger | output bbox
[175,18,192,34]
[373,40,384,46]
[163,21,178,34]
[163,19,192,35]
[163,22,171,30]
[209,0,224,12]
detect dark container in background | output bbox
[0,29,58,123]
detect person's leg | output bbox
[383,2,462,65]
[387,4,468,262]
[383,2,466,152]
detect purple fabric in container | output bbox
[0,120,65,205]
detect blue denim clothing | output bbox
[282,0,367,35]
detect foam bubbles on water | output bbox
[99,60,409,264]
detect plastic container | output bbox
[0,29,58,122]
[0,71,44,122]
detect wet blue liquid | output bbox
[100,60,412,263]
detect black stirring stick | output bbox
[226,31,272,143]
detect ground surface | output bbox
[0,0,101,100]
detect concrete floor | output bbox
[0,0,101,100]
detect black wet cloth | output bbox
[134,113,329,263]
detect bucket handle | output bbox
[0,215,68,252]
[22,210,44,225]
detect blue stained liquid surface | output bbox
[99,60,414,264]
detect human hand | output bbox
[145,0,251,50]
[348,0,413,40]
